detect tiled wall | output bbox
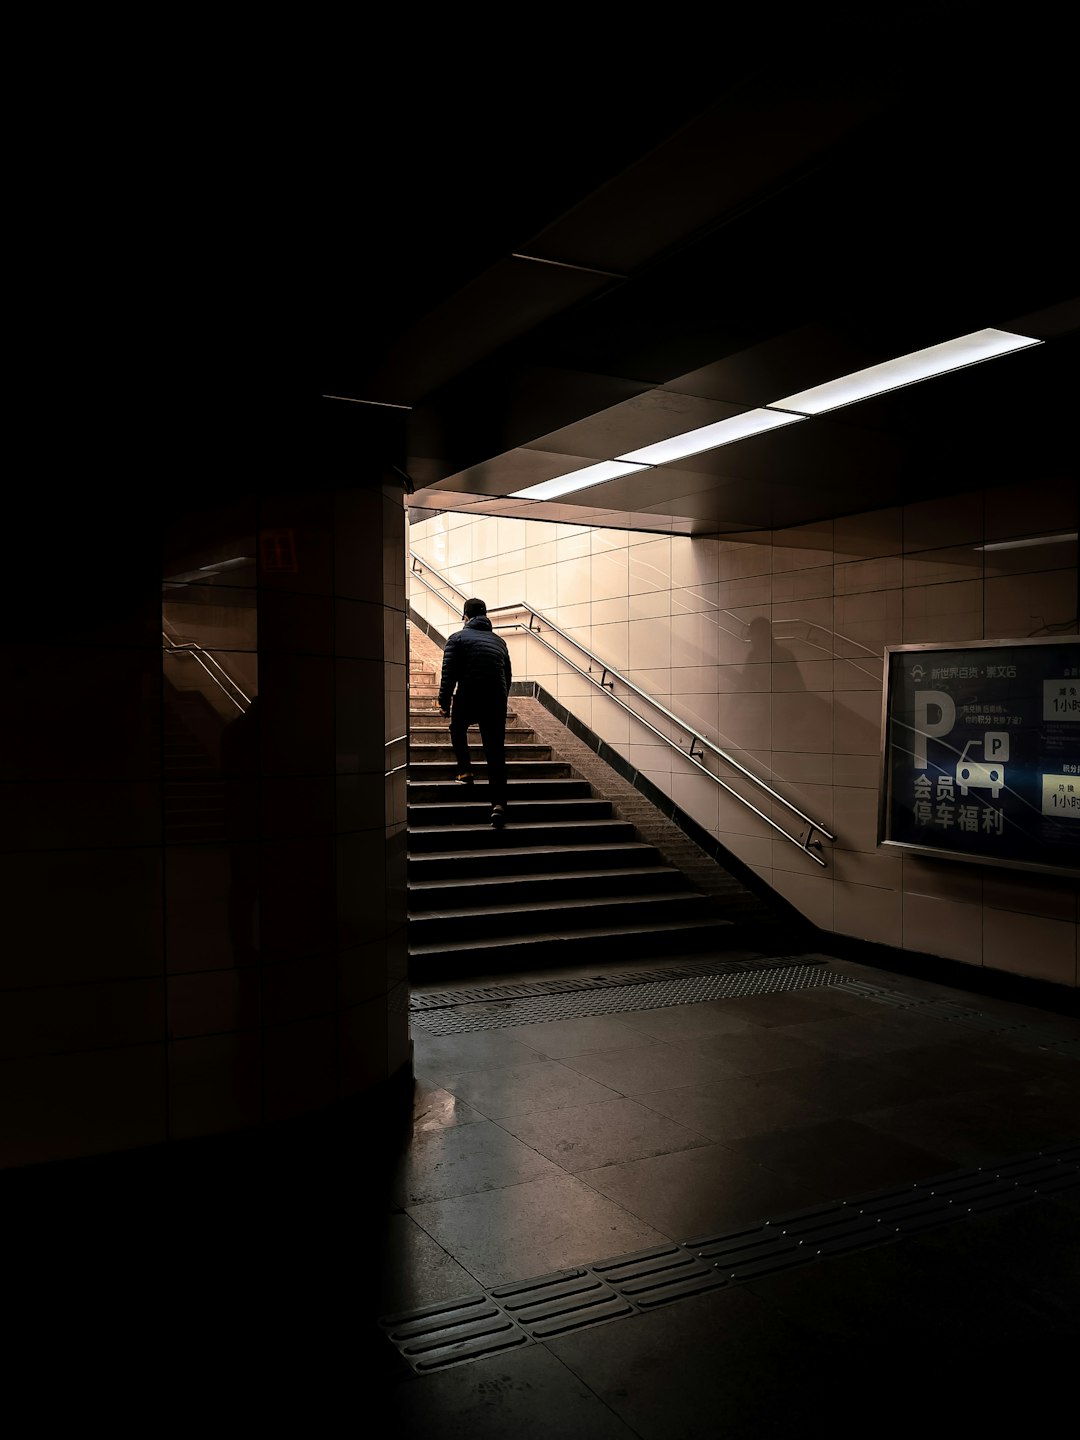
[1,483,411,1168]
[409,477,1079,987]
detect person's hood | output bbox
[464,615,493,631]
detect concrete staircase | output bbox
[406,649,784,981]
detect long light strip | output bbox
[617,408,805,465]
[508,459,649,501]
[506,327,1042,501]
[771,328,1041,415]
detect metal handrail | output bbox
[162,630,251,713]
[408,553,835,865]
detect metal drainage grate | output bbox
[409,959,839,1035]
[837,979,1080,1060]
[379,1143,1080,1373]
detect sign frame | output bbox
[877,635,1080,879]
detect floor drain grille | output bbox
[379,1143,1080,1373]
[410,959,838,1034]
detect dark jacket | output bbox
[438,616,512,710]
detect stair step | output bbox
[409,890,720,943]
[407,818,640,853]
[408,865,694,910]
[407,798,613,826]
[408,841,669,880]
[408,761,574,779]
[406,779,592,803]
[408,915,736,970]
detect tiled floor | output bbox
[379,947,1080,1434]
[8,946,1079,1432]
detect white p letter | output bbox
[913,690,956,769]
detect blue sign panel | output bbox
[879,637,1080,876]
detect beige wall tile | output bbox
[835,555,904,596]
[833,690,881,756]
[772,868,834,929]
[983,871,1078,922]
[984,478,1078,542]
[834,880,903,945]
[902,854,984,904]
[773,690,833,752]
[832,785,881,852]
[903,494,985,551]
[902,892,983,965]
[984,568,1077,637]
[983,909,1077,985]
[835,507,903,562]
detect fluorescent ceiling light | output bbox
[618,408,806,464]
[975,532,1077,552]
[509,459,649,501]
[771,328,1042,415]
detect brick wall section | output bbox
[408,622,777,922]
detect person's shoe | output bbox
[490,805,506,829]
[455,772,474,786]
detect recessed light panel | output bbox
[509,459,650,501]
[771,328,1042,415]
[618,408,806,464]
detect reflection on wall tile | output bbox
[592,548,629,599]
[834,508,902,563]
[7,648,162,782]
[832,785,881,852]
[167,968,260,1039]
[833,690,881,757]
[902,892,983,965]
[260,776,335,839]
[834,880,902,945]
[260,654,335,775]
[628,617,671,670]
[773,690,832,752]
[983,908,1077,985]
[628,539,672,594]
[2,848,163,988]
[4,782,161,851]
[264,1013,338,1122]
[629,590,672,621]
[773,566,834,603]
[771,524,834,572]
[260,836,337,960]
[983,536,1078,579]
[771,869,833,929]
[0,1044,165,1166]
[902,853,984,904]
[671,769,720,833]
[903,493,984,552]
[260,591,333,655]
[337,828,388,949]
[168,1031,262,1139]
[335,657,388,774]
[984,568,1077,637]
[903,547,983,590]
[401,507,1076,983]
[983,478,1078,543]
[715,692,772,751]
[339,995,389,1096]
[835,556,904,596]
[983,871,1077,922]
[0,978,164,1061]
[834,754,882,788]
[672,538,719,588]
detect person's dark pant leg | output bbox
[449,697,475,776]
[477,704,508,807]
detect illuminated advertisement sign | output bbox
[878,637,1080,877]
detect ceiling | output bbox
[313,28,1077,539]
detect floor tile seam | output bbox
[379,1141,1080,1373]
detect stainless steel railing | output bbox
[408,552,835,865]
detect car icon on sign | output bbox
[956,741,1005,799]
